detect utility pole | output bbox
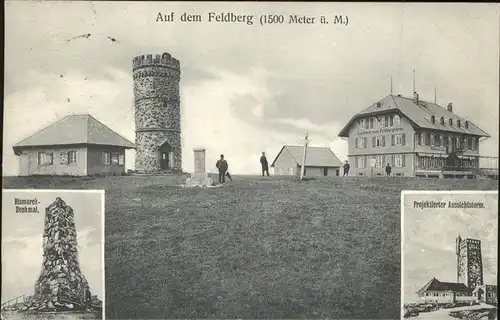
[300,133,309,181]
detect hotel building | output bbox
[338,93,490,178]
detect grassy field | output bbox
[3,175,498,319]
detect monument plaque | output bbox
[194,148,206,173]
[185,148,213,187]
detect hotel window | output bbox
[389,115,394,126]
[417,133,422,145]
[394,115,401,125]
[364,119,369,129]
[456,137,461,149]
[111,153,120,165]
[356,137,366,149]
[359,119,364,128]
[384,116,389,127]
[369,118,374,129]
[68,151,77,164]
[472,137,477,150]
[431,115,435,123]
[357,156,365,168]
[118,154,125,165]
[394,155,405,168]
[101,152,110,165]
[60,152,68,165]
[425,132,431,145]
[449,118,453,126]
[440,117,445,125]
[375,155,383,168]
[435,134,441,147]
[38,152,53,165]
[457,120,461,127]
[465,121,469,129]
[467,137,472,150]
[430,134,435,146]
[443,136,449,147]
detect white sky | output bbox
[402,192,498,304]
[1,191,104,303]
[3,2,499,174]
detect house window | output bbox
[440,117,445,125]
[375,155,383,168]
[111,153,120,165]
[68,151,77,164]
[394,133,405,146]
[356,137,367,148]
[465,121,469,129]
[457,120,461,127]
[431,115,435,123]
[118,154,125,165]
[101,152,110,165]
[394,115,401,125]
[37,152,53,165]
[449,118,453,126]
[417,133,422,145]
[357,156,365,168]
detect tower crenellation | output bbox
[133,51,182,173]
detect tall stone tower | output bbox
[133,52,182,173]
[456,236,484,290]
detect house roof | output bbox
[416,278,471,294]
[13,114,135,150]
[270,145,342,168]
[338,94,490,138]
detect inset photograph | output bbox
[1,190,104,319]
[401,191,498,319]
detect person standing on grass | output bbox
[343,160,350,176]
[216,154,229,184]
[385,163,392,176]
[260,152,270,177]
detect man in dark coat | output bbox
[260,152,270,176]
[216,154,229,183]
[343,161,350,176]
[385,163,392,176]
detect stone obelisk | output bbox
[31,197,91,311]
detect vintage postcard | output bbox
[1,190,105,319]
[3,1,499,319]
[401,191,498,319]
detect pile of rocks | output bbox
[21,197,95,312]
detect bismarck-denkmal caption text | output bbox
[413,200,486,209]
[156,12,349,26]
[14,197,40,213]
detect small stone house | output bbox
[12,114,135,176]
[270,145,343,177]
[472,285,498,305]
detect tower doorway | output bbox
[161,152,169,170]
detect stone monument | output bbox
[185,148,213,187]
[20,197,96,312]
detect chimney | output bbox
[413,91,419,104]
[447,103,453,112]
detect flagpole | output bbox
[300,133,309,181]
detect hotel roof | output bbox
[416,277,471,294]
[13,114,135,151]
[338,94,490,138]
[270,145,343,168]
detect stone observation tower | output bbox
[133,52,182,173]
[456,236,484,290]
[30,198,91,311]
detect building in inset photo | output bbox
[12,114,135,176]
[338,93,490,178]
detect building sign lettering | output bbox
[356,127,404,136]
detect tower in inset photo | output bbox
[456,236,484,290]
[133,52,182,173]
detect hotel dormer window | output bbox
[449,118,453,126]
[457,119,461,127]
[394,115,401,125]
[431,115,435,124]
[465,121,469,129]
[440,117,445,125]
